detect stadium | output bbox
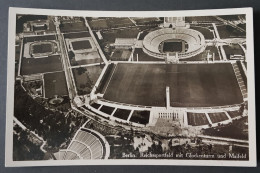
[85,61,246,129]
[82,17,247,129]
[29,41,58,57]
[142,28,206,59]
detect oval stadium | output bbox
[142,28,206,59]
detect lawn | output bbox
[20,55,63,75]
[133,48,164,61]
[227,110,241,118]
[208,112,229,123]
[44,72,68,98]
[102,28,140,43]
[72,65,103,95]
[217,25,246,39]
[190,26,214,40]
[187,112,209,126]
[223,44,245,60]
[32,43,53,54]
[113,109,131,120]
[110,49,131,61]
[132,17,160,25]
[60,22,87,33]
[24,35,56,43]
[130,110,150,125]
[89,18,134,30]
[63,32,91,39]
[163,41,183,52]
[103,63,243,107]
[71,40,92,50]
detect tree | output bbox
[239,104,245,114]
[68,51,75,60]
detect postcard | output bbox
[5,7,256,167]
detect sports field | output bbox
[103,63,243,107]
[163,41,183,53]
[21,55,63,75]
[71,40,92,50]
[32,43,52,54]
[44,72,68,98]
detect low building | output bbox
[112,38,137,49]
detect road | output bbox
[54,17,77,100]
[84,18,108,64]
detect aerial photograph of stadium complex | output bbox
[12,14,249,161]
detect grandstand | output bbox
[54,128,110,160]
[142,28,206,59]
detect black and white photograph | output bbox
[5,7,256,167]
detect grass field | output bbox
[202,117,248,140]
[72,65,103,95]
[103,63,243,107]
[24,35,56,43]
[180,46,220,61]
[102,28,140,43]
[227,110,241,118]
[89,18,134,30]
[63,32,91,39]
[110,49,131,61]
[71,40,92,50]
[223,44,245,60]
[185,16,220,23]
[32,43,52,54]
[130,110,150,125]
[132,17,160,25]
[99,105,115,115]
[190,26,214,40]
[208,112,229,123]
[163,41,183,52]
[133,48,164,61]
[44,72,68,98]
[113,108,131,120]
[21,55,63,75]
[217,25,246,39]
[187,112,209,126]
[60,22,87,33]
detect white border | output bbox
[5,7,256,167]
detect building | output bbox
[112,38,137,49]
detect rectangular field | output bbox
[44,72,68,98]
[163,41,183,52]
[208,112,229,123]
[71,40,92,50]
[72,65,104,95]
[32,44,52,54]
[63,32,91,39]
[24,35,56,43]
[187,112,209,126]
[21,55,63,75]
[103,63,243,107]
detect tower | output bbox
[166,86,170,109]
[164,17,186,28]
